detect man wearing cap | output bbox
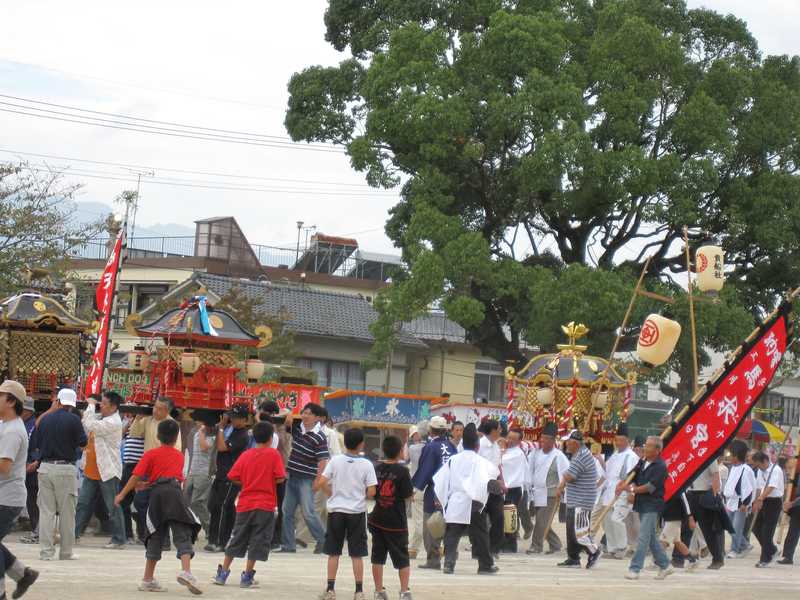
[0,380,39,599]
[74,391,126,550]
[600,423,640,559]
[556,430,601,569]
[205,404,250,552]
[411,416,456,570]
[31,387,87,561]
[527,422,568,554]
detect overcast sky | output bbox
[1,1,798,255]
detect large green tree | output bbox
[285,0,800,396]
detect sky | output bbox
[1,1,798,255]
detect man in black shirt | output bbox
[369,436,414,600]
[33,388,87,561]
[205,404,250,552]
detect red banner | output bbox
[84,231,124,397]
[662,305,791,502]
[243,382,324,414]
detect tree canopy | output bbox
[285,0,800,394]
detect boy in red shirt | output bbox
[212,421,286,588]
[115,419,202,595]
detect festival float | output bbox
[109,296,324,413]
[504,322,636,444]
[0,291,91,406]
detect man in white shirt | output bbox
[500,429,529,553]
[526,422,569,554]
[434,424,499,575]
[752,451,784,568]
[478,420,503,557]
[724,440,755,558]
[600,424,639,559]
[75,391,126,549]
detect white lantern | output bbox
[696,245,725,293]
[637,314,682,367]
[127,345,149,371]
[245,356,265,381]
[181,349,201,375]
[536,385,554,406]
[592,387,609,409]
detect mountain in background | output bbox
[71,201,195,238]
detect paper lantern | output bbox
[181,349,201,375]
[245,356,265,381]
[636,314,682,367]
[696,245,724,293]
[127,345,149,371]
[536,385,554,406]
[592,387,609,409]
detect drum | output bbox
[503,503,518,534]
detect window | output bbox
[782,396,800,427]
[473,362,505,404]
[99,282,170,329]
[296,358,366,390]
[634,383,650,404]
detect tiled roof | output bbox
[406,312,468,343]
[195,273,426,348]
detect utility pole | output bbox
[123,168,154,242]
[295,220,304,266]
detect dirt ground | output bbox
[4,523,797,600]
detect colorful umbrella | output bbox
[736,418,786,443]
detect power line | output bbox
[0,94,329,146]
[0,148,380,189]
[0,59,285,112]
[0,107,344,153]
[27,166,394,197]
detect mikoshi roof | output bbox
[0,292,90,332]
[519,353,626,387]
[136,304,260,347]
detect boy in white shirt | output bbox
[752,451,784,568]
[316,429,378,600]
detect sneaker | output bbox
[725,551,739,559]
[740,545,753,558]
[526,548,542,555]
[212,565,230,586]
[755,561,769,568]
[239,570,258,589]
[687,558,699,572]
[557,559,581,568]
[442,565,454,574]
[275,547,297,553]
[104,543,125,550]
[399,592,413,600]
[314,543,324,554]
[655,567,674,580]
[777,558,793,565]
[138,579,167,592]
[417,562,440,570]
[12,567,39,599]
[18,535,38,544]
[625,571,640,580]
[706,561,723,570]
[354,593,366,600]
[319,591,336,600]
[39,555,56,562]
[374,590,389,600]
[586,550,601,570]
[59,554,79,561]
[127,538,138,546]
[477,566,499,575]
[177,571,203,595]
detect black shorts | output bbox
[369,525,409,569]
[323,512,368,557]
[225,509,275,562]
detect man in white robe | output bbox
[526,422,569,554]
[500,428,528,553]
[600,423,639,559]
[434,424,500,575]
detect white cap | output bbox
[429,416,450,431]
[57,388,77,407]
[409,425,419,438]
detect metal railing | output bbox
[69,236,195,260]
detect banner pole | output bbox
[591,288,799,535]
[683,226,699,394]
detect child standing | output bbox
[369,436,414,600]
[115,419,202,595]
[317,428,378,600]
[212,421,286,588]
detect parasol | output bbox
[736,418,786,443]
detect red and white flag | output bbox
[662,303,792,502]
[84,231,125,397]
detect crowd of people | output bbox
[0,378,799,599]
